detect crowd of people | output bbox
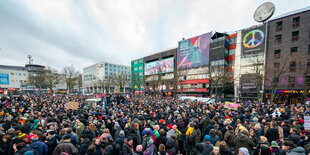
[0,93,309,155]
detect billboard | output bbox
[241,24,265,55]
[177,32,212,68]
[0,73,9,84]
[144,57,174,75]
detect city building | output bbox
[265,6,310,104]
[83,62,131,93]
[0,65,29,94]
[143,47,177,96]
[24,64,45,92]
[131,58,144,94]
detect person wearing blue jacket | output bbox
[29,135,48,155]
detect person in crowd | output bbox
[219,141,232,155]
[28,135,48,155]
[52,135,79,155]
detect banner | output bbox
[224,101,238,110]
[0,73,9,84]
[67,102,79,110]
[305,116,310,130]
[241,24,265,55]
[177,32,212,68]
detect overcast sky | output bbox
[0,0,310,72]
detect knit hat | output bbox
[159,119,165,124]
[172,125,177,130]
[63,135,71,140]
[114,122,120,128]
[147,138,153,146]
[7,128,15,134]
[204,135,211,141]
[225,116,230,119]
[271,141,278,146]
[167,124,173,129]
[134,123,139,129]
[136,145,143,152]
[31,135,39,141]
[124,118,127,122]
[239,147,249,155]
[98,116,102,120]
[18,133,27,139]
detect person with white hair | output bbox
[254,123,263,139]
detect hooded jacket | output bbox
[79,138,91,155]
[29,141,48,155]
[52,142,79,155]
[287,146,306,155]
[234,133,255,155]
[166,138,177,155]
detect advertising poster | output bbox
[241,24,266,54]
[0,73,9,84]
[144,57,174,75]
[177,32,212,68]
[224,101,238,110]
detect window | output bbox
[24,74,26,76]
[275,35,282,45]
[276,21,283,31]
[11,72,14,75]
[290,47,298,53]
[292,31,299,41]
[19,73,21,76]
[292,17,300,28]
[307,60,310,71]
[308,45,310,55]
[274,50,280,58]
[307,76,310,86]
[288,76,295,87]
[290,61,296,72]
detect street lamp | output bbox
[260,90,264,103]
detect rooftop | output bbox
[0,65,27,71]
[270,5,310,21]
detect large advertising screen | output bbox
[144,57,174,75]
[241,24,265,55]
[0,73,9,84]
[177,32,212,68]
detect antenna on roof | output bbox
[27,55,33,64]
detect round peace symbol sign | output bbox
[243,29,264,48]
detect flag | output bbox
[224,101,238,110]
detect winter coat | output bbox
[155,136,167,149]
[209,135,220,146]
[224,130,235,148]
[254,142,270,155]
[288,133,301,145]
[142,136,152,149]
[286,146,306,155]
[189,129,201,146]
[74,123,86,140]
[46,134,60,155]
[15,147,38,155]
[254,128,263,138]
[234,133,255,155]
[1,141,13,155]
[66,133,79,147]
[201,142,214,155]
[122,144,133,155]
[29,141,48,155]
[166,138,177,155]
[281,125,290,138]
[220,146,232,155]
[265,127,279,144]
[153,130,160,138]
[52,142,79,155]
[166,129,175,139]
[79,138,91,155]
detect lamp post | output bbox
[260,90,264,103]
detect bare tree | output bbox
[113,73,130,92]
[63,65,80,93]
[44,67,61,93]
[204,64,231,103]
[265,56,289,104]
[176,69,189,96]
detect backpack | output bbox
[270,147,280,155]
[144,145,155,155]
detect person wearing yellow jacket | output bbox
[186,123,194,136]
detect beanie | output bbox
[147,138,153,146]
[119,130,125,137]
[239,147,249,155]
[153,125,160,131]
[271,141,278,146]
[31,135,39,141]
[136,145,143,152]
[167,124,173,129]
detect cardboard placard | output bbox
[67,102,79,110]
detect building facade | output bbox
[131,58,144,93]
[83,62,131,93]
[0,65,29,94]
[144,47,177,96]
[265,7,310,104]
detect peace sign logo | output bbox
[243,29,264,48]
